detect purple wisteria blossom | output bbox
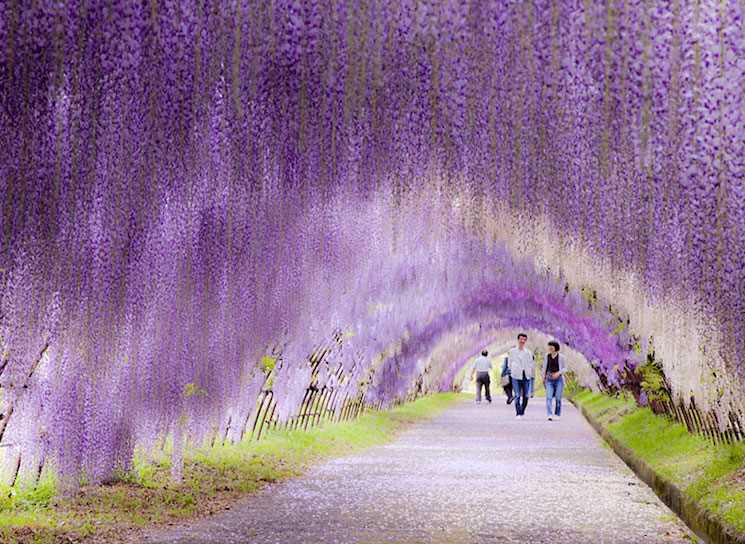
[0,1,743,485]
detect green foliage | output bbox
[562,371,582,398]
[579,286,598,309]
[117,449,168,489]
[259,355,278,388]
[610,321,625,335]
[575,390,745,533]
[0,472,57,513]
[183,383,208,398]
[259,355,277,374]
[637,359,671,402]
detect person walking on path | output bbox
[471,349,492,403]
[508,333,534,418]
[500,356,514,404]
[542,340,568,420]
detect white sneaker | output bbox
[554,415,561,421]
[547,415,552,421]
[515,415,521,419]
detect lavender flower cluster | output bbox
[0,1,742,485]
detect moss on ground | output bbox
[0,393,463,544]
[573,390,745,535]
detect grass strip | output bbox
[0,392,464,544]
[573,389,745,542]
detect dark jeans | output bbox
[512,376,530,415]
[475,372,491,402]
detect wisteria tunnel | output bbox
[1,1,744,538]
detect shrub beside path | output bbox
[145,398,698,544]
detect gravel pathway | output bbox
[145,397,699,544]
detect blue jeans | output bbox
[512,377,530,415]
[546,378,564,416]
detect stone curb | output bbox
[574,400,745,544]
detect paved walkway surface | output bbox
[145,397,699,544]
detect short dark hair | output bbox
[548,340,560,352]
[481,349,488,356]
[517,333,528,340]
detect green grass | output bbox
[574,390,745,534]
[0,393,463,543]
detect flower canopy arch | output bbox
[1,1,743,484]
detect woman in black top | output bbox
[542,340,567,420]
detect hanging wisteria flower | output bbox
[0,0,743,486]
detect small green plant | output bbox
[259,355,277,374]
[183,383,208,398]
[637,358,671,403]
[562,371,582,398]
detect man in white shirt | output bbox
[470,349,492,403]
[507,333,534,418]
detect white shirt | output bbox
[472,355,492,373]
[508,346,534,379]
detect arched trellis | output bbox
[237,282,745,459]
[1,189,742,488]
[1,0,744,489]
[1,258,743,490]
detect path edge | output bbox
[574,400,745,544]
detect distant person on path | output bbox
[471,349,492,404]
[543,340,568,421]
[508,333,534,418]
[500,356,514,404]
